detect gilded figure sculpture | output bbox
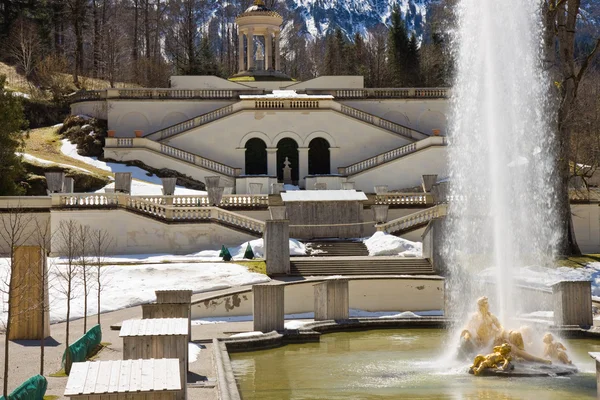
[543,333,572,365]
[469,343,513,375]
[459,296,552,365]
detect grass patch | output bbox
[556,254,600,269]
[48,369,67,378]
[232,260,267,275]
[22,127,112,178]
[44,395,59,400]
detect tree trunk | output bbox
[133,0,139,82]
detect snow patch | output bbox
[188,343,203,363]
[230,331,264,338]
[363,231,422,257]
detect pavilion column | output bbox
[238,30,245,72]
[265,31,272,70]
[247,29,255,70]
[274,31,281,71]
[298,147,309,189]
[267,148,277,177]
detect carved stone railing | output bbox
[53,193,266,233]
[375,193,433,206]
[0,196,53,209]
[70,88,265,103]
[377,204,448,234]
[339,136,447,176]
[305,88,450,99]
[106,137,241,177]
[148,105,236,141]
[337,104,427,141]
[132,194,269,208]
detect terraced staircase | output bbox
[305,240,369,257]
[289,256,434,276]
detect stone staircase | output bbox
[305,240,369,257]
[289,256,434,276]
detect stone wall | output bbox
[287,200,363,239]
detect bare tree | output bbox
[90,228,113,326]
[54,219,80,372]
[0,204,34,397]
[32,218,52,376]
[543,0,600,255]
[77,224,92,333]
[6,17,42,80]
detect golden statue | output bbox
[543,333,572,365]
[470,343,513,375]
[459,296,551,365]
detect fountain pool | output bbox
[231,329,598,399]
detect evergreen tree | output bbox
[388,4,409,86]
[197,35,222,76]
[0,76,27,195]
[406,33,421,85]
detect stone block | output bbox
[249,183,263,194]
[314,279,349,321]
[115,172,132,194]
[45,172,65,194]
[253,284,284,332]
[269,206,287,220]
[63,177,75,193]
[431,182,448,204]
[205,176,221,189]
[314,183,327,190]
[341,182,355,190]
[421,175,438,193]
[271,183,284,194]
[161,177,178,196]
[552,281,593,327]
[264,219,290,275]
[374,185,388,194]
[372,205,389,224]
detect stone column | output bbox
[552,281,593,327]
[253,284,284,332]
[274,31,281,71]
[238,30,245,72]
[267,148,278,177]
[265,31,272,70]
[314,279,349,321]
[264,219,290,275]
[298,147,309,189]
[247,29,255,70]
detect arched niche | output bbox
[308,138,330,175]
[276,138,299,182]
[245,138,268,175]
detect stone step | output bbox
[304,241,369,257]
[289,257,433,276]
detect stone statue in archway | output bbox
[283,157,292,184]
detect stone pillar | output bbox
[552,281,593,327]
[265,31,272,70]
[238,31,245,72]
[267,148,278,177]
[264,219,290,275]
[421,175,438,193]
[247,29,255,70]
[274,31,281,70]
[298,147,309,189]
[372,205,389,224]
[253,284,284,332]
[431,182,448,204]
[8,246,50,340]
[314,279,349,321]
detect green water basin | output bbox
[231,329,600,399]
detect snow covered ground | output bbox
[363,231,423,257]
[0,259,270,327]
[60,139,206,195]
